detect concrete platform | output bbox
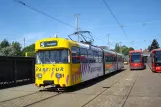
[0,84,38,102]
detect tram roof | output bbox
[117,53,123,56]
[103,49,116,54]
[151,48,161,52]
[129,50,142,53]
[36,37,77,44]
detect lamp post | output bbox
[74,14,80,42]
[106,34,110,50]
[119,42,122,54]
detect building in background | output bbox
[142,49,150,63]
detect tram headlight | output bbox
[37,73,42,78]
[56,73,62,78]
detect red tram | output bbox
[129,50,145,70]
[147,48,161,72]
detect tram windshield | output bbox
[130,53,141,63]
[36,49,70,64]
[155,51,161,63]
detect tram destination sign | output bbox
[131,52,140,55]
[156,51,161,54]
[40,41,57,47]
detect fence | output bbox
[142,54,149,63]
[25,51,36,57]
[0,56,35,88]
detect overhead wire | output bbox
[87,19,161,28]
[11,0,150,49]
[102,0,128,37]
[13,0,75,28]
[12,0,126,48]
[102,0,141,49]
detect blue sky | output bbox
[0,0,161,50]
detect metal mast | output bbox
[74,14,80,42]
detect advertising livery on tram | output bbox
[35,37,124,88]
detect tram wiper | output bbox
[46,57,55,65]
[37,54,43,64]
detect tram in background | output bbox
[147,48,161,73]
[35,37,124,88]
[129,50,145,70]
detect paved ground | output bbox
[0,65,161,107]
[0,84,38,102]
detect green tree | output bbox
[0,46,16,56]
[121,45,129,55]
[120,46,134,56]
[22,44,35,56]
[148,39,160,52]
[0,41,22,56]
[12,41,22,56]
[148,45,151,51]
[0,39,10,48]
[128,47,134,51]
[115,43,120,53]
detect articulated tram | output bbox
[35,37,124,88]
[147,48,161,73]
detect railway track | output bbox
[147,64,161,80]
[0,87,63,107]
[120,71,139,107]
[0,68,129,107]
[82,69,131,107]
[157,72,161,81]
[80,68,139,107]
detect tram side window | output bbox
[112,56,115,62]
[105,55,112,62]
[111,56,113,62]
[97,51,102,63]
[105,55,108,62]
[93,51,99,63]
[105,56,108,62]
[112,56,114,62]
[114,56,116,62]
[88,50,94,63]
[117,56,119,62]
[72,47,80,63]
[119,56,121,62]
[80,48,88,63]
[118,56,120,62]
[108,56,112,62]
[111,56,116,62]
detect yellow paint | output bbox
[35,38,82,87]
[71,64,81,85]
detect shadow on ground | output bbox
[40,68,126,93]
[0,80,33,90]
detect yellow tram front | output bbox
[35,38,79,87]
